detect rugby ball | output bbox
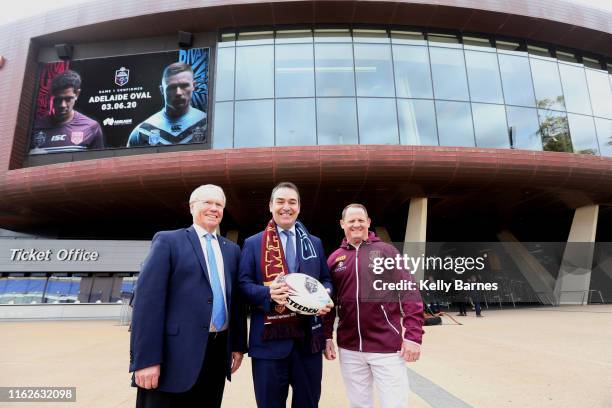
[278,273,333,315]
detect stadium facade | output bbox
[0,0,611,314]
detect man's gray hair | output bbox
[189,184,226,206]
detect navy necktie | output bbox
[282,230,297,273]
[204,234,226,330]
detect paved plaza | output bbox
[1,305,611,408]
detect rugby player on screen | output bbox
[30,70,104,154]
[127,62,207,147]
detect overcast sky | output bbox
[0,0,611,26]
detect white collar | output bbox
[276,224,296,236]
[193,223,217,240]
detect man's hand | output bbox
[400,340,421,363]
[135,364,160,389]
[324,339,336,360]
[270,272,290,305]
[316,302,333,317]
[231,352,244,374]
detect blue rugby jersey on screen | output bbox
[127,107,207,147]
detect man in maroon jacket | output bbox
[323,203,424,408]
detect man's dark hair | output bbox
[162,62,193,82]
[270,181,300,204]
[51,70,81,94]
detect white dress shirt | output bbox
[193,223,228,332]
[277,224,297,259]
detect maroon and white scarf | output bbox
[260,219,303,340]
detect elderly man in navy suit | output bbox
[129,184,247,408]
[239,181,333,408]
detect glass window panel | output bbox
[354,44,395,97]
[234,100,274,147]
[215,47,235,102]
[353,29,389,44]
[530,58,565,111]
[498,54,536,107]
[314,29,352,43]
[2,277,45,304]
[213,102,233,149]
[430,47,469,101]
[275,29,313,44]
[583,57,602,70]
[235,45,274,100]
[567,114,599,155]
[558,63,592,115]
[538,109,572,153]
[392,45,433,99]
[357,98,398,144]
[428,33,461,48]
[595,118,612,157]
[219,32,236,48]
[397,99,438,146]
[237,31,274,45]
[121,276,137,297]
[463,36,494,52]
[276,44,315,98]
[472,103,509,148]
[391,31,426,45]
[44,276,80,303]
[465,51,504,104]
[0,278,8,304]
[316,98,358,145]
[528,45,552,58]
[585,69,612,119]
[3,277,20,304]
[315,44,355,97]
[506,106,542,150]
[496,40,524,56]
[498,54,535,106]
[556,50,578,64]
[435,101,474,146]
[276,99,316,146]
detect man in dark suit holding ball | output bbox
[239,181,333,408]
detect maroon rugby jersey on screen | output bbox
[30,111,104,154]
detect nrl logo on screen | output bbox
[115,67,130,86]
[34,131,46,147]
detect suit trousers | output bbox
[136,331,228,408]
[338,347,409,408]
[251,343,322,408]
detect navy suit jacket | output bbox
[239,229,332,359]
[129,226,247,393]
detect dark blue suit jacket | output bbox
[239,229,332,359]
[129,226,247,393]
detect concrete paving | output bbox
[1,305,611,408]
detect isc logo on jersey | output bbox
[51,135,66,142]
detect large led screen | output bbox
[29,48,209,154]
